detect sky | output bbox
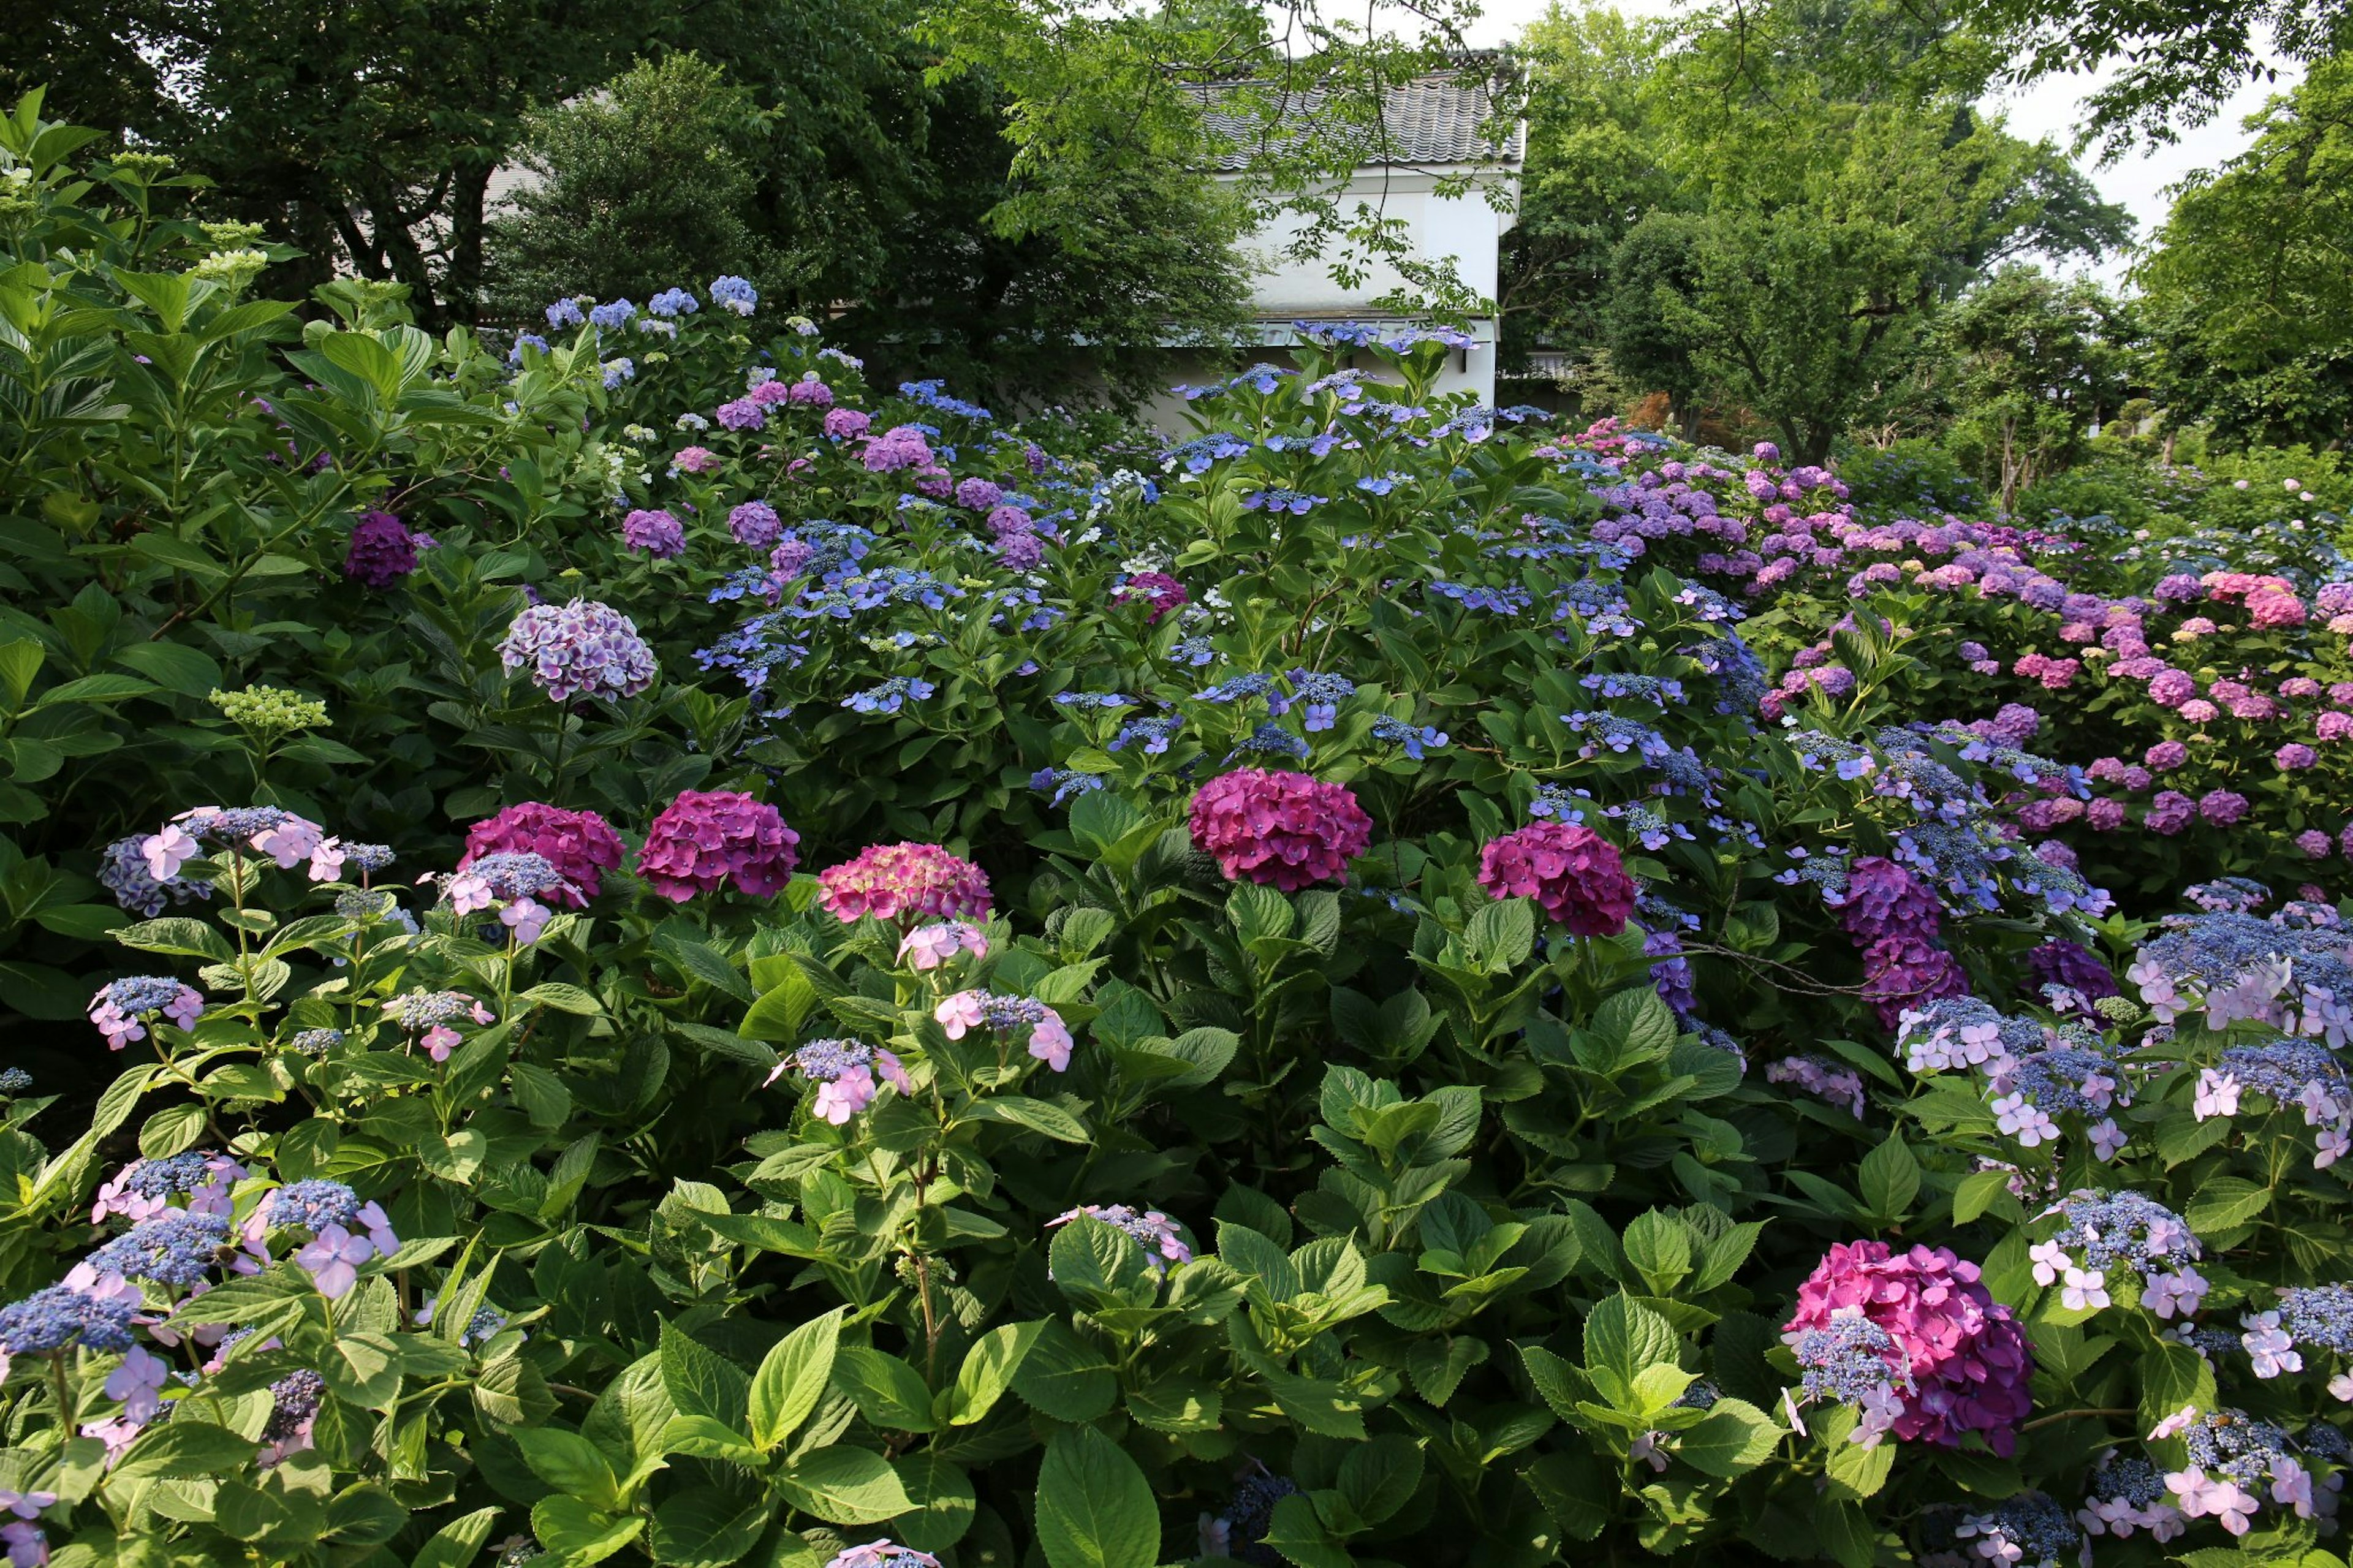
[1457,0,2299,286]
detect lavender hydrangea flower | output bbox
[2034,1190,2204,1318]
[762,1038,912,1124]
[498,599,657,703]
[1047,1204,1193,1274]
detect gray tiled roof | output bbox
[1195,72,1524,173]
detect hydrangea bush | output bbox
[9,96,2353,1568]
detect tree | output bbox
[488,55,767,311]
[1933,265,2138,506]
[2134,56,2353,449]
[1499,4,1678,388]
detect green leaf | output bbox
[529,1496,643,1566]
[658,1415,762,1466]
[773,1446,912,1525]
[2184,1176,2271,1235]
[519,982,603,1015]
[1035,1425,1159,1568]
[943,1320,1044,1426]
[658,933,757,1003]
[1619,1210,1692,1296]
[833,1346,939,1433]
[410,1506,503,1568]
[1336,1434,1424,1527]
[1583,1292,1678,1392]
[741,968,819,1042]
[749,1308,844,1450]
[960,1095,1090,1143]
[661,1320,752,1431]
[649,1488,770,1568]
[111,640,224,697]
[1011,1319,1119,1422]
[1465,895,1537,970]
[1262,1493,1354,1568]
[513,1428,622,1511]
[0,640,42,709]
[1857,1132,1920,1219]
[1674,1397,1782,1477]
[116,1420,258,1478]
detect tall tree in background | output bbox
[2135,56,2353,449]
[1933,265,2138,506]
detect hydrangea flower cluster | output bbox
[2077,1453,2186,1541]
[0,1284,139,1355]
[765,1039,913,1124]
[620,507,685,558]
[343,508,423,588]
[1784,1312,1912,1444]
[498,599,657,703]
[91,1151,246,1223]
[898,921,987,971]
[461,803,624,906]
[1475,822,1636,936]
[2128,905,2353,1045]
[244,1180,400,1299]
[822,1545,941,1568]
[1189,769,1373,892]
[2034,1190,2205,1317]
[819,842,993,924]
[636,790,800,901]
[80,1211,230,1289]
[382,989,494,1061]
[2153,1406,2321,1535]
[1199,1472,1302,1566]
[88,977,203,1049]
[1048,1204,1194,1274]
[2194,1037,2353,1166]
[935,991,1075,1070]
[1764,1055,1865,1117]
[98,832,213,917]
[1115,570,1189,622]
[2265,1285,2353,1393]
[1783,1240,2033,1453]
[1921,1494,2084,1568]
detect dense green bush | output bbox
[12,97,2353,1568]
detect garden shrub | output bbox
[10,96,2353,1568]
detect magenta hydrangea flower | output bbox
[2200,789,2250,827]
[343,509,420,588]
[621,508,685,559]
[1115,570,1190,623]
[635,790,801,901]
[784,377,834,407]
[1189,769,1373,892]
[2148,670,2198,708]
[822,407,871,441]
[1476,822,1637,936]
[2278,743,2319,771]
[672,445,722,475]
[498,599,657,703]
[862,425,933,474]
[460,803,624,907]
[1835,856,1941,944]
[819,842,993,925]
[728,501,781,548]
[822,1543,939,1568]
[2146,791,2196,835]
[1784,1240,2034,1455]
[954,477,1002,510]
[2300,830,2334,858]
[714,398,765,432]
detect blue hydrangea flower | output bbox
[647,287,699,317]
[0,1284,140,1354]
[843,677,937,716]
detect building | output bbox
[1142,67,1525,430]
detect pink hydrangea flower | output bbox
[141,825,200,881]
[2199,789,2250,827]
[1783,1240,2033,1454]
[635,790,801,901]
[822,407,871,441]
[2178,699,2219,724]
[2145,740,2189,771]
[1476,821,1637,936]
[1115,571,1190,623]
[2279,743,2319,770]
[2300,830,2334,858]
[898,921,987,970]
[621,508,685,558]
[672,445,721,474]
[1188,769,1373,891]
[461,803,625,907]
[819,843,993,924]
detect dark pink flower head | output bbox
[621,508,685,559]
[862,425,933,474]
[1115,571,1190,624]
[1835,857,1941,945]
[784,378,834,407]
[461,803,624,907]
[822,407,871,441]
[2199,789,2249,827]
[344,509,420,588]
[818,841,992,925]
[1189,769,1373,892]
[1784,1240,2033,1455]
[1860,934,1968,1029]
[1476,822,1635,936]
[635,790,800,902]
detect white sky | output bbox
[1458,0,2300,286]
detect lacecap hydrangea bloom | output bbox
[88,977,203,1049]
[819,842,993,924]
[765,1039,912,1124]
[1188,769,1372,891]
[461,803,625,907]
[1048,1204,1193,1274]
[1476,822,1637,936]
[935,991,1074,1070]
[898,920,987,970]
[498,599,657,703]
[635,790,800,901]
[1783,1240,2033,1453]
[822,1544,939,1568]
[242,1180,400,1299]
